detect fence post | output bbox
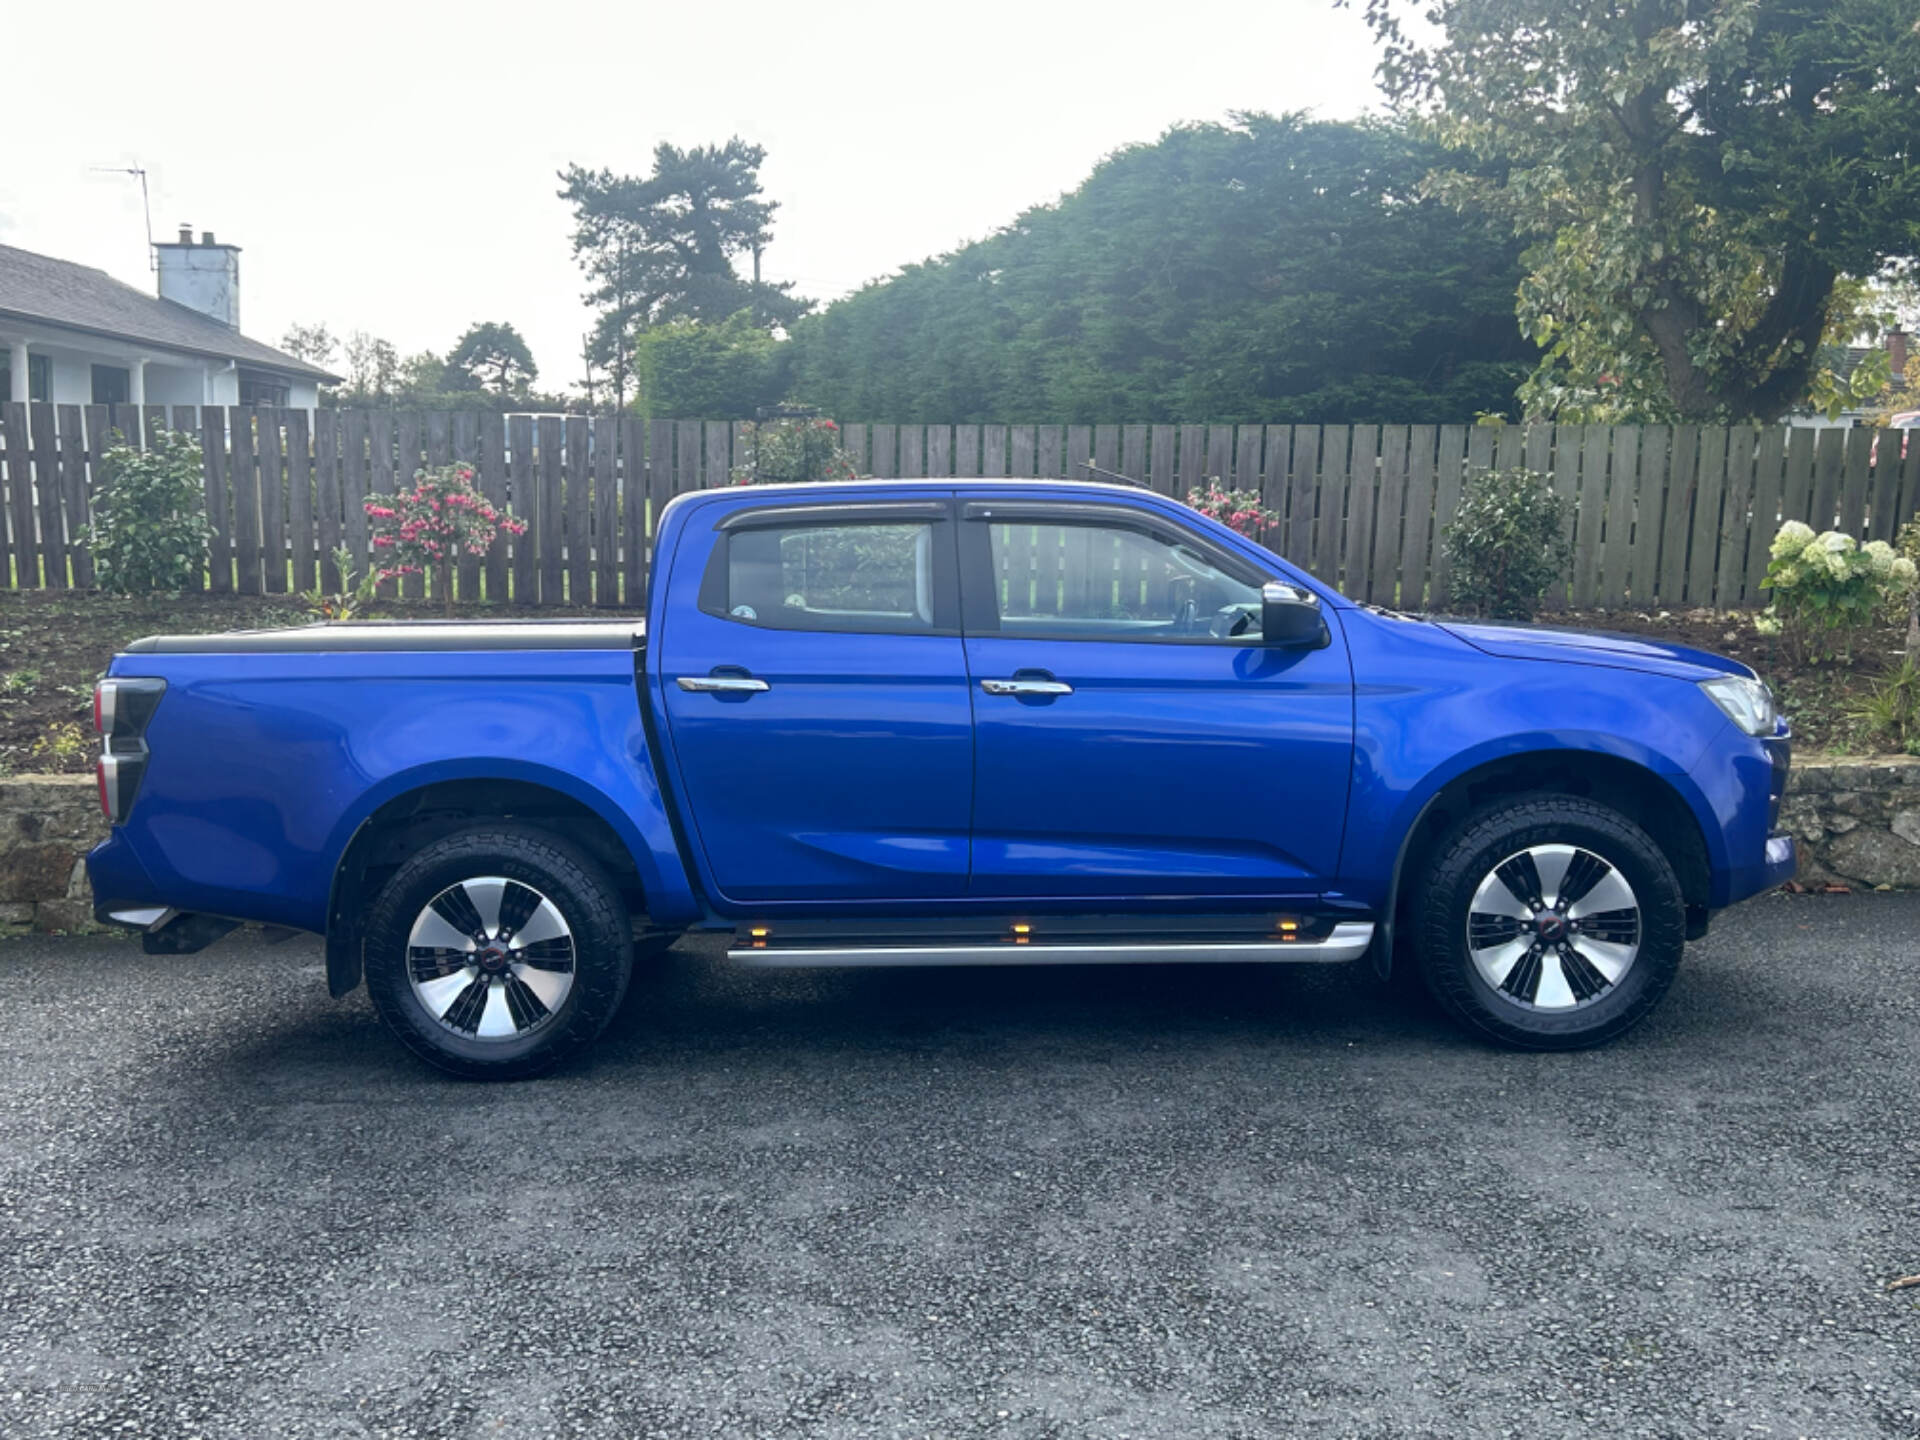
[312,410,341,592]
[1,404,28,587]
[258,409,287,594]
[1600,425,1639,609]
[201,406,231,593]
[1342,424,1379,601]
[1716,426,1758,607]
[619,416,646,606]
[593,415,618,606]
[284,410,313,594]
[1684,427,1729,607]
[509,414,537,603]
[1400,426,1438,608]
[453,411,481,602]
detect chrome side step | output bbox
[728,922,1375,969]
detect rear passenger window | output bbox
[703,521,941,634]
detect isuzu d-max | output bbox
[87,479,1795,1077]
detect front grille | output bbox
[1764,735,1791,831]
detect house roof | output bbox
[0,242,342,382]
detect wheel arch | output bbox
[324,769,651,998]
[1371,746,1715,979]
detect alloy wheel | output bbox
[406,876,576,1040]
[1465,844,1640,1010]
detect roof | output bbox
[0,242,341,382]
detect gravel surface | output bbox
[2,894,1916,1439]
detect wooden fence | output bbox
[3,405,1917,611]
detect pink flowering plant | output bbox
[364,465,527,616]
[1187,479,1280,540]
[729,417,861,485]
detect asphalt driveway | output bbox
[2,893,1917,1439]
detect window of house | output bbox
[238,370,290,407]
[980,517,1266,642]
[91,365,131,405]
[0,354,52,403]
[701,519,945,634]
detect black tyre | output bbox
[363,823,633,1080]
[1413,794,1686,1050]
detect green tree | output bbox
[789,114,1534,423]
[633,312,791,418]
[559,139,808,411]
[340,331,400,406]
[1357,0,1920,422]
[446,321,538,399]
[279,322,337,368]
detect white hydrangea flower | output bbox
[1771,520,1815,560]
[1862,539,1897,577]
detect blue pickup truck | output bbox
[87,478,1794,1077]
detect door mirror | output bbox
[1261,581,1326,648]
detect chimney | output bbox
[1890,325,1909,380]
[154,224,242,330]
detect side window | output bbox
[982,519,1266,642]
[91,365,131,406]
[702,521,944,634]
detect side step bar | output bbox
[728,921,1374,969]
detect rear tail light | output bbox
[93,678,166,823]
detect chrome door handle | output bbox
[980,678,1073,696]
[677,675,771,694]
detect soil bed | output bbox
[0,591,1905,774]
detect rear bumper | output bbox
[86,829,162,925]
[86,831,237,952]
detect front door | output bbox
[659,498,973,903]
[959,499,1354,900]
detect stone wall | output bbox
[0,775,107,933]
[1781,755,1920,890]
[3,757,1918,934]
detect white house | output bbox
[0,227,339,411]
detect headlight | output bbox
[1700,675,1777,736]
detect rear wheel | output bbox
[363,824,633,1079]
[1413,795,1686,1050]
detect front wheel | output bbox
[363,824,633,1079]
[1412,795,1686,1050]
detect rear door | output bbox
[658,497,974,903]
[958,497,1354,900]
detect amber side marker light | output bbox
[1011,923,1031,945]
[1277,917,1300,942]
[749,926,769,950]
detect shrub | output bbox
[364,465,527,616]
[1897,518,1920,659]
[1187,481,1280,540]
[78,430,212,594]
[1762,522,1916,662]
[730,418,859,484]
[1441,465,1571,620]
[30,721,87,766]
[302,543,381,622]
[1855,658,1920,756]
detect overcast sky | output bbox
[2,0,1388,388]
